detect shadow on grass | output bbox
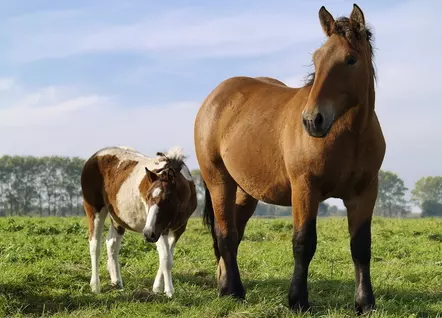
[243,278,442,317]
[2,272,441,317]
[0,280,164,316]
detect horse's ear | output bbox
[350,3,366,32]
[319,6,335,37]
[145,167,158,183]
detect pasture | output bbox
[0,217,441,317]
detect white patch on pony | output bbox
[180,164,193,181]
[152,187,162,198]
[144,204,159,234]
[114,156,167,232]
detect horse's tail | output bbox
[202,181,214,229]
[202,182,220,260]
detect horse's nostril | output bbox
[314,113,324,128]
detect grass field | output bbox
[0,216,441,317]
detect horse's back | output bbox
[194,76,300,204]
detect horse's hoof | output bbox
[355,301,376,315]
[218,284,245,300]
[289,297,311,313]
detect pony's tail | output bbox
[202,182,220,260]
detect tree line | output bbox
[0,155,441,218]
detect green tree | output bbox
[375,170,409,217]
[421,200,442,217]
[411,176,442,207]
[190,169,205,217]
[318,202,330,217]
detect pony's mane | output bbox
[156,146,187,172]
[305,16,376,86]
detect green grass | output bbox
[0,216,441,317]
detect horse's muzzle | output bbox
[301,111,332,138]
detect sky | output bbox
[0,0,440,210]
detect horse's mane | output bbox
[155,146,187,172]
[305,16,376,86]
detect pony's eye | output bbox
[346,55,358,66]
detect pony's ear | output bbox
[319,6,335,37]
[350,3,366,32]
[145,167,159,183]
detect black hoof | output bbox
[355,301,376,315]
[218,284,246,300]
[289,296,311,313]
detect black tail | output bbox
[202,182,220,260]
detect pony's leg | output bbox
[344,179,378,315]
[106,223,125,289]
[288,177,320,312]
[153,234,174,297]
[235,188,258,244]
[85,203,107,294]
[209,180,244,298]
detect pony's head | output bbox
[302,4,376,138]
[142,148,192,242]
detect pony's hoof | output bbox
[111,281,124,290]
[90,284,101,294]
[165,290,174,298]
[152,287,162,294]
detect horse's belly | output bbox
[223,157,292,205]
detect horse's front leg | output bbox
[344,178,378,315]
[288,177,320,312]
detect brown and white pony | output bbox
[194,4,385,315]
[81,146,197,297]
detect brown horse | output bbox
[194,4,385,315]
[81,146,197,297]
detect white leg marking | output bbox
[106,224,124,289]
[89,207,107,293]
[154,234,175,297]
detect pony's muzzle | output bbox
[301,110,332,138]
[143,228,160,243]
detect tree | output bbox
[411,176,442,207]
[318,202,330,216]
[421,200,442,217]
[190,169,205,217]
[375,170,409,217]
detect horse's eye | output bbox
[346,55,357,66]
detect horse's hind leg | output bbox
[85,201,107,293]
[235,188,257,244]
[206,170,244,298]
[106,221,125,289]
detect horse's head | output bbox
[302,4,375,138]
[142,166,181,243]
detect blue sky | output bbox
[0,0,440,209]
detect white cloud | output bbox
[0,80,200,167]
[0,6,321,62]
[0,77,15,91]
